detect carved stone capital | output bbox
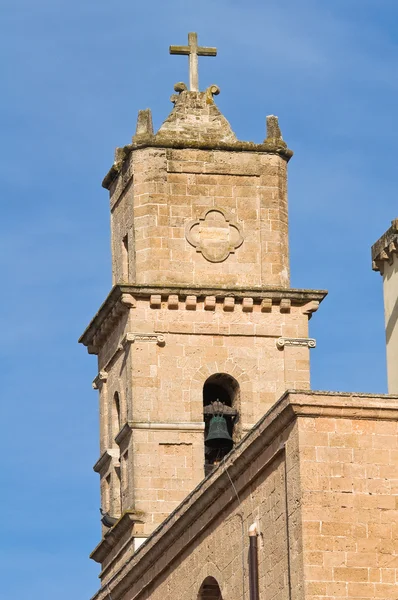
[276,337,316,349]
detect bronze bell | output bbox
[205,415,233,449]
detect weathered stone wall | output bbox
[110,159,136,284]
[90,392,398,600]
[121,296,311,426]
[109,147,290,288]
[299,412,398,600]
[131,447,294,600]
[104,415,301,599]
[92,294,313,537]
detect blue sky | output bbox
[1,1,396,598]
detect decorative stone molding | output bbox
[372,218,398,274]
[150,294,162,308]
[84,294,132,355]
[121,333,166,347]
[280,298,291,313]
[261,298,272,312]
[206,84,220,100]
[114,423,131,446]
[302,300,320,315]
[223,297,235,311]
[130,421,205,431]
[242,297,254,312]
[168,294,179,309]
[90,510,146,565]
[120,293,137,308]
[204,296,216,310]
[115,421,204,446]
[185,295,197,310]
[185,207,244,262]
[170,82,187,104]
[93,448,120,473]
[79,284,328,352]
[276,337,316,349]
[92,371,108,390]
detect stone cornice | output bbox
[78,291,136,355]
[93,448,120,474]
[114,420,205,448]
[102,139,293,189]
[91,390,398,600]
[372,218,398,274]
[90,510,146,564]
[115,421,205,446]
[79,284,327,350]
[114,423,131,446]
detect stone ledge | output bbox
[93,448,120,474]
[372,218,398,273]
[90,510,145,565]
[79,284,327,351]
[102,139,293,189]
[113,421,205,447]
[90,389,398,599]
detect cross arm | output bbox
[197,47,217,57]
[169,45,190,55]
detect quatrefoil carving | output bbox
[185,208,244,263]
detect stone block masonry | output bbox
[81,285,325,552]
[109,146,291,288]
[81,76,325,580]
[88,391,398,600]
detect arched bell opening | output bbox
[203,373,239,475]
[197,576,223,600]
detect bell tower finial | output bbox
[169,32,217,91]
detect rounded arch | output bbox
[202,371,245,474]
[190,360,252,422]
[203,372,240,409]
[191,563,225,600]
[197,576,223,600]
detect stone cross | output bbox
[169,32,217,92]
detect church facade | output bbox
[80,34,398,600]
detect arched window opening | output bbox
[203,374,239,475]
[197,576,223,600]
[112,392,121,441]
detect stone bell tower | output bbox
[79,33,326,578]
